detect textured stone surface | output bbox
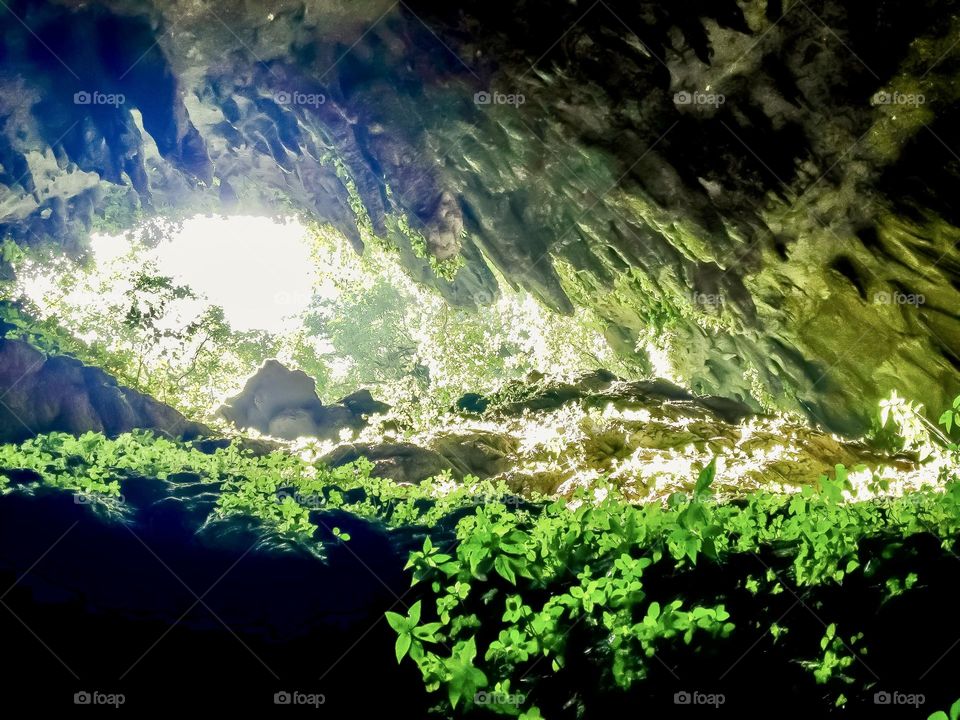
[218,359,389,440]
[317,372,919,496]
[2,0,960,433]
[0,338,208,442]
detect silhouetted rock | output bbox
[323,442,456,484]
[218,359,388,441]
[0,338,208,443]
[338,389,391,417]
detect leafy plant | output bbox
[929,698,960,720]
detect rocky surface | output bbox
[318,371,920,498]
[0,473,427,712]
[0,338,208,442]
[323,431,519,484]
[2,0,960,433]
[218,358,389,440]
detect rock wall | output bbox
[0,338,208,442]
[2,0,960,433]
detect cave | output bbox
[2,0,960,716]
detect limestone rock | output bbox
[1,0,959,433]
[0,338,208,443]
[323,442,456,484]
[218,359,388,441]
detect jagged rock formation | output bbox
[219,359,389,440]
[319,371,919,496]
[2,0,960,433]
[0,338,208,442]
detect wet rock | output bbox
[338,389,391,417]
[455,392,489,414]
[431,431,518,478]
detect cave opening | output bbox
[2,0,960,716]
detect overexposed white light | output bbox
[89,232,131,264]
[91,215,314,333]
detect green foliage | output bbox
[929,698,960,720]
[384,461,960,716]
[4,428,960,718]
[295,225,628,423]
[938,396,960,458]
[2,247,280,419]
[4,220,626,429]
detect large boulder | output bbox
[218,359,388,441]
[0,338,208,443]
[323,441,456,483]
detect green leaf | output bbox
[409,600,422,625]
[413,622,443,641]
[445,637,487,708]
[940,410,954,433]
[395,632,412,663]
[494,555,517,584]
[694,458,717,496]
[385,611,407,633]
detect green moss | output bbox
[90,186,143,234]
[384,210,465,282]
